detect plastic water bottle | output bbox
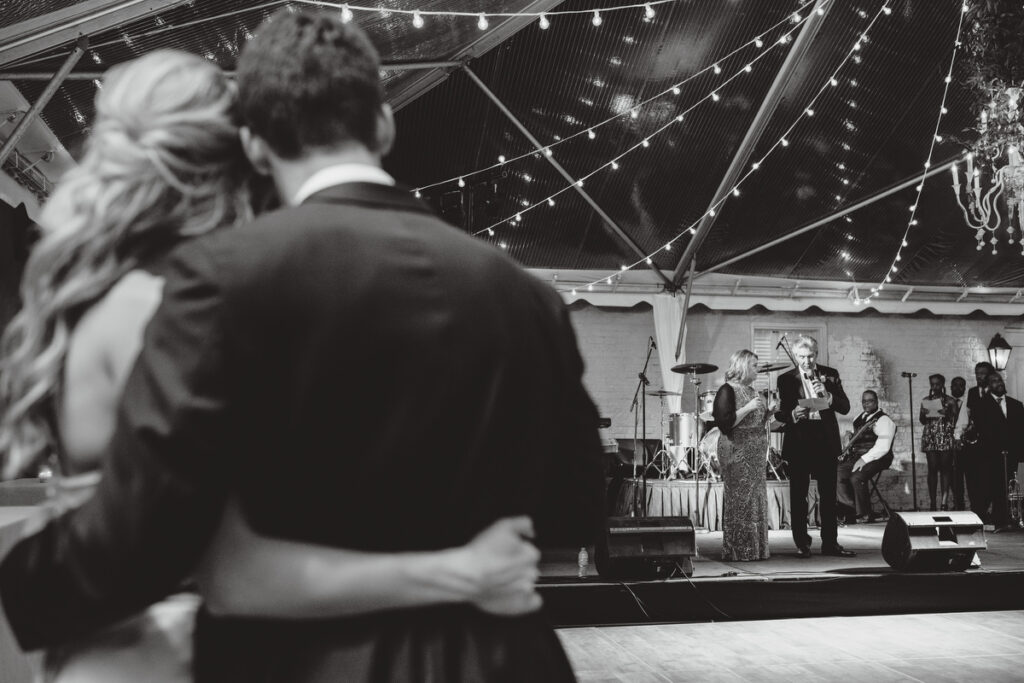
[577,546,589,579]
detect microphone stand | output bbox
[902,371,919,510]
[630,339,655,517]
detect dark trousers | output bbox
[952,445,968,510]
[979,452,1017,527]
[837,454,892,518]
[790,458,838,548]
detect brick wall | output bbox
[568,301,1018,510]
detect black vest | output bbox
[849,410,893,460]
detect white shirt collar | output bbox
[292,163,396,205]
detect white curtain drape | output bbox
[652,293,686,414]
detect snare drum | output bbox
[668,412,699,449]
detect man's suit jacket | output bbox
[972,392,1024,463]
[0,183,605,679]
[776,365,851,475]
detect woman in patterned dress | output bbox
[920,373,958,510]
[713,350,776,561]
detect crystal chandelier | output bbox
[951,84,1024,255]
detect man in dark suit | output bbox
[970,371,1023,530]
[776,335,853,558]
[0,11,603,681]
[954,361,995,512]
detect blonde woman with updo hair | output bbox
[712,350,775,561]
[0,50,541,682]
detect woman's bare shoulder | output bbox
[69,269,165,382]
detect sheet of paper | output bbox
[922,398,944,418]
[798,397,830,411]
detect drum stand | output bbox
[764,419,783,480]
[685,371,708,530]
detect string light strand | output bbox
[563,1,891,295]
[468,7,826,237]
[861,2,968,303]
[414,0,822,193]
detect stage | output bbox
[539,523,1024,626]
[611,479,818,531]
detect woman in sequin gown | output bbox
[713,350,775,561]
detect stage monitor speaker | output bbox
[881,511,986,572]
[595,516,695,580]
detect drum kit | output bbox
[643,360,789,484]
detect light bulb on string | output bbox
[630,109,639,119]
[477,14,488,30]
[780,138,789,147]
[414,190,421,198]
[547,198,555,207]
[644,3,655,20]
[538,13,549,29]
[487,228,495,236]
[457,177,465,188]
[592,10,602,27]
[744,64,752,73]
[671,86,681,95]
[646,257,653,265]
[665,243,672,251]
[902,240,909,247]
[713,63,722,74]
[340,4,353,23]
[882,5,892,15]
[711,92,721,101]
[498,155,506,163]
[732,188,740,197]
[411,11,424,28]
[755,38,764,48]
[611,161,620,170]
[641,138,650,147]
[588,129,596,139]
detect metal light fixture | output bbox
[988,332,1012,371]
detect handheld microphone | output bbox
[804,367,827,398]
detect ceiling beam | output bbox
[463,64,676,290]
[670,0,831,287]
[388,0,564,112]
[0,0,194,67]
[692,156,960,278]
[0,38,86,167]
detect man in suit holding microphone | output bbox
[776,335,854,558]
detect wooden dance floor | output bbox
[558,610,1024,682]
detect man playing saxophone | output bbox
[837,390,896,524]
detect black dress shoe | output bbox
[795,546,812,558]
[821,544,856,557]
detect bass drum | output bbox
[697,427,721,478]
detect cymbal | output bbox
[757,362,790,373]
[671,362,718,375]
[646,390,682,397]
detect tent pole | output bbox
[0,37,86,167]
[693,155,961,278]
[670,0,831,288]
